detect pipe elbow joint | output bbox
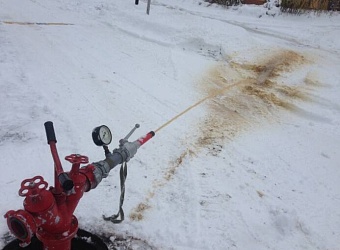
[4,209,37,247]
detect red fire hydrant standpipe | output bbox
[4,121,155,250]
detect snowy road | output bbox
[1,0,340,249]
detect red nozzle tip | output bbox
[137,131,155,145]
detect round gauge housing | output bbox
[92,125,112,146]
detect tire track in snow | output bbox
[2,21,73,25]
[153,1,339,55]
[129,49,323,220]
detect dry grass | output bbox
[281,0,331,13]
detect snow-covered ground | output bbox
[1,0,340,249]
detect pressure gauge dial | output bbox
[92,125,112,146]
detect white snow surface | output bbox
[1,0,340,249]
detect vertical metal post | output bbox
[146,0,151,14]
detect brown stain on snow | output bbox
[197,50,314,151]
[130,49,318,221]
[129,149,196,220]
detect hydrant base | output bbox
[2,229,109,250]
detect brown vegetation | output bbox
[281,0,339,12]
[242,0,266,5]
[206,0,241,6]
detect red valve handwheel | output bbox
[18,176,48,197]
[65,154,89,164]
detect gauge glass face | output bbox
[99,126,112,144]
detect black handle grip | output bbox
[44,121,57,144]
[135,0,139,5]
[58,173,74,192]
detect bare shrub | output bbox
[206,0,242,6]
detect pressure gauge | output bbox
[92,125,112,146]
